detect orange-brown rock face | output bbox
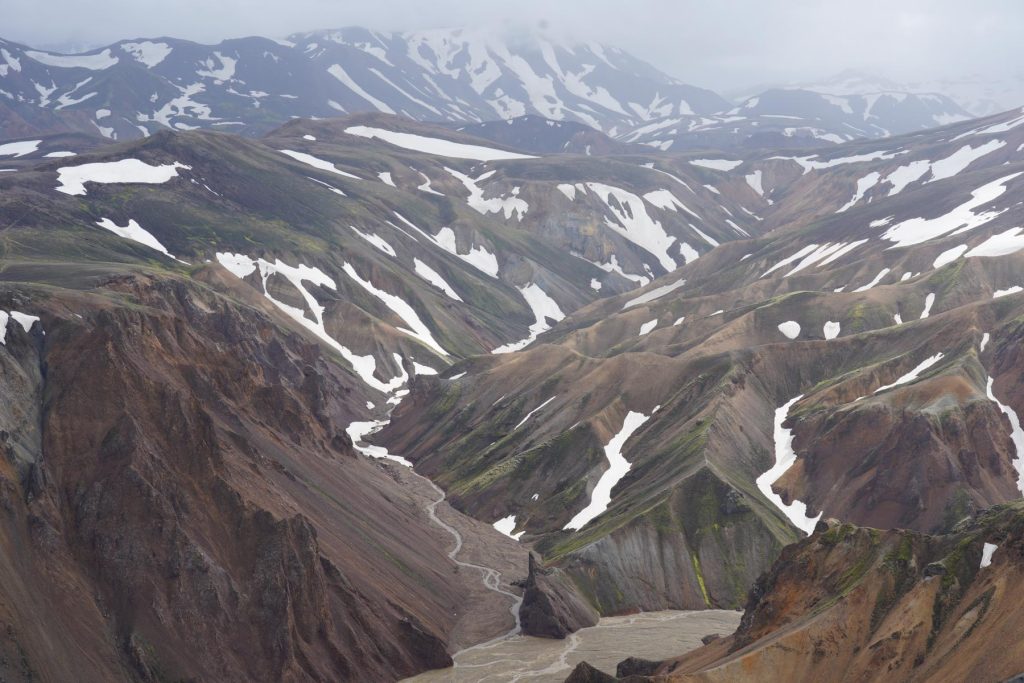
[0,276,466,682]
[640,506,1024,682]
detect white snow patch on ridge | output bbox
[433,226,499,277]
[966,228,1024,258]
[994,286,1023,299]
[756,395,821,535]
[689,158,742,172]
[564,409,655,531]
[350,227,396,256]
[26,48,119,70]
[345,125,535,160]
[55,159,189,195]
[492,283,565,354]
[447,167,528,220]
[514,396,557,431]
[347,420,412,466]
[639,319,658,336]
[643,189,700,219]
[121,41,173,68]
[0,310,41,345]
[981,542,998,569]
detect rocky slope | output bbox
[0,111,770,679]
[590,502,1024,682]
[376,105,1024,618]
[3,102,1024,679]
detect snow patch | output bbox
[564,409,654,530]
[345,125,535,160]
[986,377,1024,495]
[55,159,188,196]
[413,258,462,301]
[492,283,565,354]
[756,395,821,535]
[492,515,524,540]
[279,149,360,179]
[777,321,801,339]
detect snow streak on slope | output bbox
[0,140,41,157]
[95,217,181,261]
[347,419,413,466]
[342,261,448,356]
[873,353,945,395]
[279,149,361,178]
[756,395,821,536]
[216,252,402,393]
[492,283,566,353]
[413,258,462,301]
[564,409,654,530]
[986,377,1024,495]
[346,125,536,160]
[623,279,686,309]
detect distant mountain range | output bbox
[0,29,1001,150]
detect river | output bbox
[403,608,741,683]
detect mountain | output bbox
[621,83,972,151]
[0,111,769,679]
[0,28,727,141]
[374,106,1024,619]
[568,502,1024,682]
[799,69,1024,119]
[0,30,985,153]
[3,82,1024,678]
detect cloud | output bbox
[3,0,1022,91]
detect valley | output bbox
[2,16,1024,682]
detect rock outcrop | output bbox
[619,502,1024,682]
[519,552,599,638]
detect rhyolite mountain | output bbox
[2,94,1024,680]
[375,106,1024,616]
[0,27,977,150]
[0,112,766,680]
[567,503,1024,682]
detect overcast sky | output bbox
[4,0,1022,91]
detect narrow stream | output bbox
[352,415,739,683]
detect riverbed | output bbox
[403,608,741,683]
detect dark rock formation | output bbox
[564,661,618,683]
[519,553,599,638]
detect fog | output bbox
[4,0,1022,91]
